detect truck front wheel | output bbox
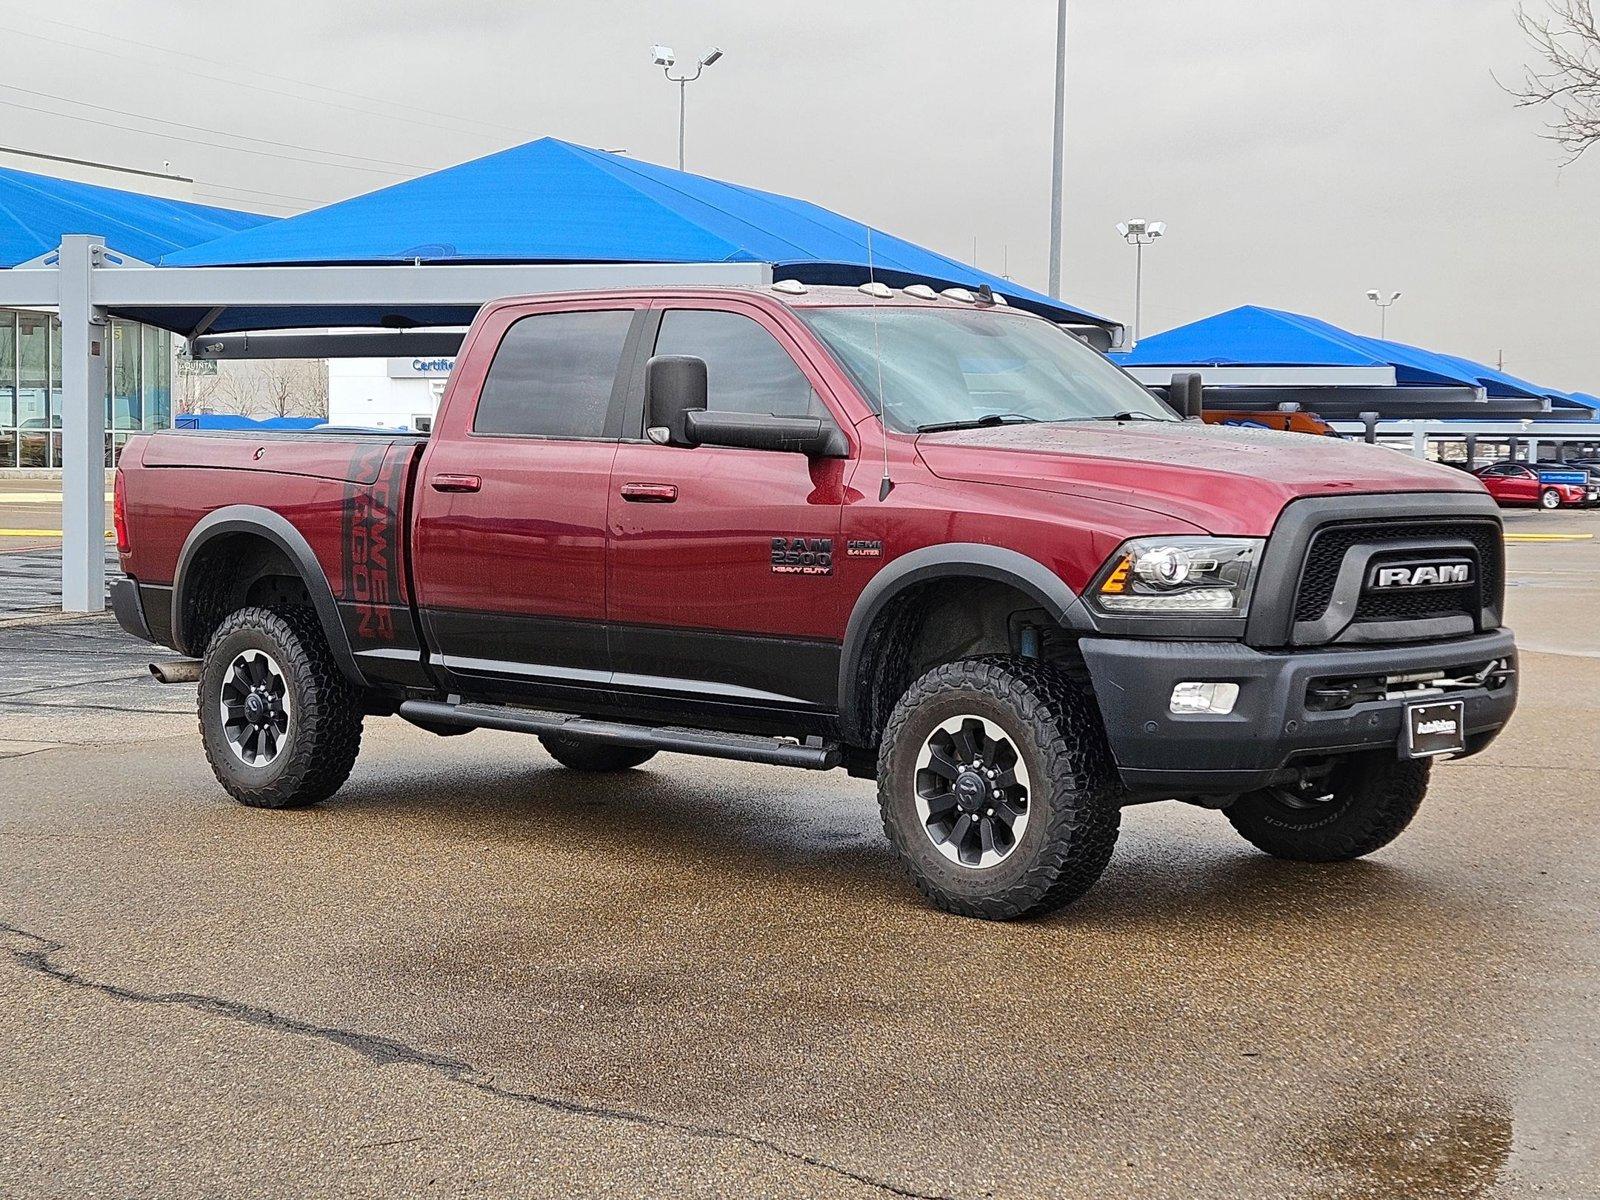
[198,606,363,809]
[1225,752,1429,861]
[877,657,1121,920]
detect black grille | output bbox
[1293,519,1502,631]
[1351,585,1476,623]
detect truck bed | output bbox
[117,427,430,690]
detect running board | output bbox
[397,699,842,771]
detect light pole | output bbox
[1365,289,1402,339]
[653,44,723,171]
[1048,0,1067,298]
[1116,218,1165,345]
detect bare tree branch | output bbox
[1506,0,1600,160]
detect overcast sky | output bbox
[4,0,1595,390]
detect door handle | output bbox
[430,473,482,493]
[620,482,678,503]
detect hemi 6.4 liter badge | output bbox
[772,537,834,575]
[846,539,884,558]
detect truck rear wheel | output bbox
[877,656,1120,920]
[1225,752,1429,861]
[538,735,656,772]
[198,606,363,809]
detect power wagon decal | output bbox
[340,445,409,646]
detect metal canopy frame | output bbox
[190,330,469,360]
[1328,419,1600,462]
[0,235,771,612]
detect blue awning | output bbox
[161,137,1105,326]
[0,165,271,269]
[1116,305,1590,404]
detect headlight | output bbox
[1090,537,1263,617]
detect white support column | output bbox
[58,236,110,613]
[1411,429,1429,460]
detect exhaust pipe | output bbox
[149,659,202,684]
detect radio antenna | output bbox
[865,224,894,501]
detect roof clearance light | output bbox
[858,281,893,299]
[771,279,808,295]
[903,284,939,300]
[941,287,976,303]
[991,293,1009,306]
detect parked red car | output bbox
[1474,462,1593,509]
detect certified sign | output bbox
[387,357,457,379]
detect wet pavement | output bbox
[1,512,1597,1198]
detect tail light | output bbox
[113,469,130,554]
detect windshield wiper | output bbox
[1050,411,1170,423]
[917,413,1041,433]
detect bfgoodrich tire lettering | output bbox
[199,606,363,809]
[877,656,1120,920]
[1225,752,1429,861]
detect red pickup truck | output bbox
[111,284,1517,919]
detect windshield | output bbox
[800,305,1175,432]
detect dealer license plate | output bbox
[1404,700,1466,759]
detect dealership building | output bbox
[327,352,457,431]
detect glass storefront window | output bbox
[18,312,50,467]
[0,311,14,467]
[112,320,142,430]
[143,327,171,430]
[1,310,173,469]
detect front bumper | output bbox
[1079,629,1518,795]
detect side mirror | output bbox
[684,410,848,458]
[1169,372,1204,420]
[645,355,707,446]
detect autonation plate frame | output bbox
[1403,699,1466,759]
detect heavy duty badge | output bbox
[771,537,834,575]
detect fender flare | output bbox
[835,543,1088,742]
[171,505,364,686]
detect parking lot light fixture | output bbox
[1366,289,1402,339]
[655,43,724,170]
[1118,218,1165,346]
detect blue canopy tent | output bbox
[172,414,323,432]
[1,140,1118,614]
[1115,305,1595,419]
[156,137,1107,333]
[0,165,271,268]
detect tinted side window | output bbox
[473,309,634,437]
[653,309,821,418]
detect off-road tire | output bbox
[877,656,1121,920]
[1225,752,1429,861]
[539,735,656,772]
[1540,487,1561,510]
[199,606,363,809]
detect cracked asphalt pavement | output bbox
[2,511,1598,1198]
